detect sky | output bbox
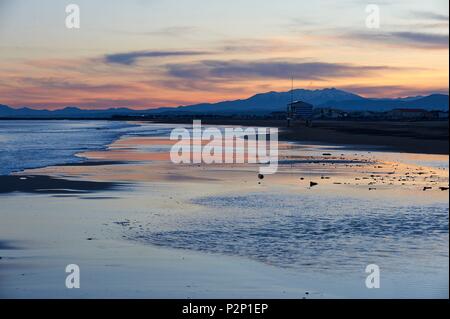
[0,0,448,110]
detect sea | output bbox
[0,120,173,175]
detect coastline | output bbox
[2,118,448,158]
[0,120,144,176]
[150,119,449,155]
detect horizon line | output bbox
[2,87,449,111]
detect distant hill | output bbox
[1,89,448,118]
[163,88,364,115]
[318,94,449,112]
[0,105,146,118]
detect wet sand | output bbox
[0,124,448,298]
[0,175,122,194]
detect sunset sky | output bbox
[0,0,448,109]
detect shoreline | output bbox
[1,119,448,160]
[0,120,147,176]
[150,119,449,155]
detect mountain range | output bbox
[1,88,448,118]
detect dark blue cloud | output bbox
[166,60,394,81]
[104,50,209,65]
[347,31,449,49]
[392,32,449,48]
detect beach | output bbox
[0,120,448,298]
[152,119,449,155]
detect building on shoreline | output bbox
[287,101,314,126]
